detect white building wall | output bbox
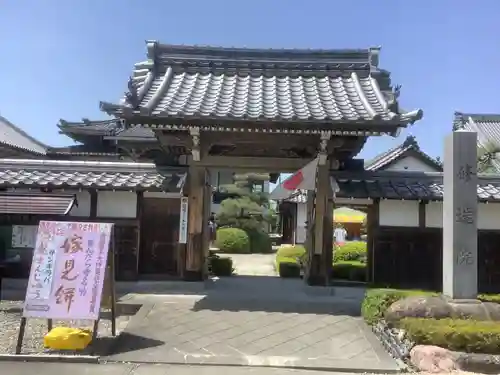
[97,191,137,218]
[379,200,420,227]
[383,155,440,172]
[68,191,91,217]
[426,201,500,230]
[296,203,307,243]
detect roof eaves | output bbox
[0,115,47,155]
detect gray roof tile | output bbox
[279,171,500,203]
[108,125,156,140]
[58,119,121,135]
[101,42,423,127]
[0,116,47,155]
[0,159,185,192]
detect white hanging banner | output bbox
[179,197,189,244]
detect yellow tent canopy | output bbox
[333,207,366,224]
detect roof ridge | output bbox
[365,135,441,172]
[146,40,381,64]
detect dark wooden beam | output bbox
[367,198,380,284]
[90,190,98,219]
[419,200,427,228]
[186,155,333,172]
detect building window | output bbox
[252,183,264,193]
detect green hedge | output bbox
[334,241,367,263]
[248,229,273,253]
[209,256,234,276]
[398,318,500,354]
[361,288,435,325]
[332,261,366,281]
[215,228,250,253]
[278,262,301,278]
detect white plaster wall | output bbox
[379,200,419,227]
[97,191,137,218]
[68,191,91,217]
[51,189,91,217]
[384,155,440,172]
[296,203,307,243]
[426,201,500,230]
[211,202,221,214]
[263,180,270,194]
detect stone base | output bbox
[385,295,500,322]
[183,270,203,282]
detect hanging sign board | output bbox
[23,221,113,320]
[179,197,189,244]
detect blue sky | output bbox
[1,0,499,166]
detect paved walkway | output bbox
[1,361,363,375]
[218,253,277,276]
[106,278,399,373]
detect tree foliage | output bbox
[216,173,276,232]
[477,141,500,174]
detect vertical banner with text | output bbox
[179,197,189,244]
[23,221,113,320]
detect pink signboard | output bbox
[23,221,113,320]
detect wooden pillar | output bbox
[304,190,315,282]
[306,163,330,285]
[134,191,143,281]
[201,170,212,278]
[366,198,380,284]
[185,166,205,281]
[89,190,98,219]
[419,200,427,228]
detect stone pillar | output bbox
[443,130,478,299]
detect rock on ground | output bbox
[410,345,461,373]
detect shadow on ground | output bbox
[107,332,165,355]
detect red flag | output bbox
[269,158,319,200]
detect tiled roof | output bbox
[0,192,76,215]
[278,171,500,202]
[454,112,500,171]
[0,116,47,155]
[47,144,121,157]
[365,135,442,171]
[107,125,156,140]
[58,119,121,136]
[100,41,423,128]
[0,159,186,192]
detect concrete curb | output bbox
[103,356,403,373]
[0,353,99,363]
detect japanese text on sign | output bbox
[23,221,113,320]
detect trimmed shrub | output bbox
[332,261,366,281]
[398,318,500,354]
[210,256,234,276]
[479,294,500,304]
[215,228,250,253]
[248,229,273,253]
[333,241,367,263]
[361,288,435,325]
[275,245,306,269]
[278,262,301,278]
[276,245,306,259]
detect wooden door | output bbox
[139,198,180,277]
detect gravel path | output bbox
[0,300,129,355]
